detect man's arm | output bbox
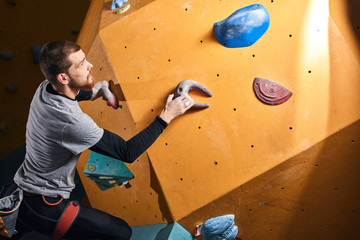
[89,93,195,162]
[90,116,167,163]
[76,80,118,109]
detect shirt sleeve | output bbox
[61,114,104,155]
[75,90,93,101]
[89,116,168,163]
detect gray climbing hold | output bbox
[0,50,13,60]
[174,80,213,109]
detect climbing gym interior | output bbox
[1,0,359,239]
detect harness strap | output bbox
[42,195,63,206]
[53,201,80,240]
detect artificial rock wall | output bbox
[76,0,360,239]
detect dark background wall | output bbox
[0,1,90,239]
[0,0,91,160]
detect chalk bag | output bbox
[0,188,23,237]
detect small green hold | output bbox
[118,105,123,109]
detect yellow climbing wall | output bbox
[76,0,360,239]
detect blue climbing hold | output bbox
[111,0,128,10]
[214,4,270,48]
[201,214,238,240]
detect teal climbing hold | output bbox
[84,151,134,191]
[131,222,196,240]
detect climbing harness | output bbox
[21,193,80,240]
[52,201,80,240]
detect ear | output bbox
[56,73,69,85]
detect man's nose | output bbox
[87,61,93,70]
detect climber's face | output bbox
[66,49,94,91]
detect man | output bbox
[7,41,194,240]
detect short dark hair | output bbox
[39,41,81,84]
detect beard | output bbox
[69,72,95,91]
[82,72,95,90]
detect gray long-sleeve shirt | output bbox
[14,80,103,198]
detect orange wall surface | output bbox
[76,0,360,239]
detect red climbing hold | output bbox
[253,77,292,105]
